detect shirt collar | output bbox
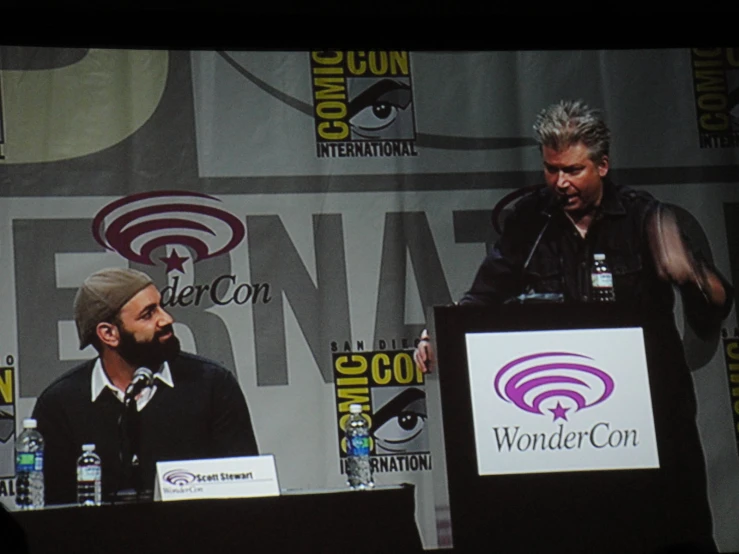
[91,358,174,402]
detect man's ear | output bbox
[598,155,610,178]
[96,322,119,349]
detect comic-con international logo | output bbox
[92,191,271,307]
[332,349,431,474]
[310,51,418,159]
[691,48,739,148]
[0,364,15,496]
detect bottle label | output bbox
[347,436,370,457]
[34,452,43,471]
[15,452,36,472]
[77,466,101,482]
[592,273,613,288]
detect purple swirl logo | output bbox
[494,352,614,422]
[92,191,245,273]
[163,469,196,486]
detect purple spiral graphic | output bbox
[494,352,614,420]
[92,191,245,266]
[163,469,197,486]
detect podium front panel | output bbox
[431,303,715,554]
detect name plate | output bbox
[154,455,280,502]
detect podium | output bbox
[430,303,716,554]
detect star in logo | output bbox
[549,401,570,422]
[160,249,189,274]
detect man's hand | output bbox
[413,329,435,374]
[647,205,726,306]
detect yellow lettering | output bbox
[693,59,722,68]
[347,52,366,75]
[371,354,392,385]
[316,101,347,120]
[695,70,726,92]
[700,112,728,132]
[393,353,415,384]
[698,93,727,111]
[313,78,346,100]
[335,355,368,375]
[312,51,343,65]
[318,121,349,140]
[337,388,370,412]
[313,66,343,75]
[727,343,739,360]
[0,369,12,404]
[369,51,389,75]
[336,377,368,386]
[390,51,409,75]
[693,48,722,57]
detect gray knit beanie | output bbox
[74,268,154,348]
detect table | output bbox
[12,484,423,554]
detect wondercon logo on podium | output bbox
[494,352,615,422]
[92,191,245,273]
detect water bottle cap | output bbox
[349,404,362,414]
[82,444,96,451]
[594,253,606,260]
[22,418,37,429]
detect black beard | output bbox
[116,325,181,371]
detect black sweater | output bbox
[33,352,259,505]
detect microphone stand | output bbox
[505,211,564,304]
[114,367,153,504]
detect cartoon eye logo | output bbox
[0,409,14,443]
[373,388,427,454]
[347,79,412,139]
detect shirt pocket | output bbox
[610,253,643,299]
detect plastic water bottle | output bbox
[345,403,374,490]
[15,418,44,510]
[77,444,102,506]
[591,253,616,302]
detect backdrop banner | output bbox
[1,47,738,551]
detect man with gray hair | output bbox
[415,100,732,552]
[32,267,259,505]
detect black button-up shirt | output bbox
[460,178,732,338]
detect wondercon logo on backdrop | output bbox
[92,191,245,274]
[494,352,615,422]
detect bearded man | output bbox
[33,268,259,505]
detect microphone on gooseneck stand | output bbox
[124,367,154,408]
[506,195,565,304]
[115,367,154,503]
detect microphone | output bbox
[123,367,154,408]
[521,212,552,274]
[505,199,563,304]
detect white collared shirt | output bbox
[91,358,174,411]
